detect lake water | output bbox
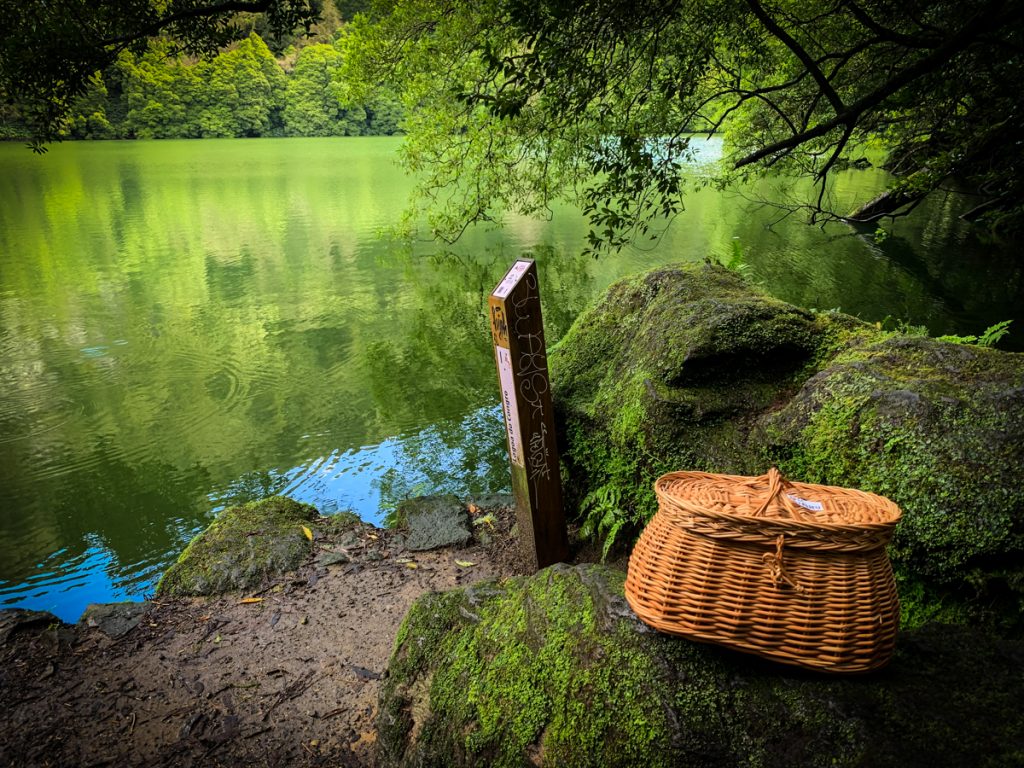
[2,136,1021,621]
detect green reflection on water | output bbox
[0,137,1020,620]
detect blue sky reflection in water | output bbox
[1,136,1021,622]
[210,405,507,524]
[0,405,506,621]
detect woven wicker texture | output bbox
[625,468,901,673]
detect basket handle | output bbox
[750,467,813,521]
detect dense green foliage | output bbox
[0,1,401,141]
[341,0,1024,250]
[2,31,402,141]
[0,1,321,144]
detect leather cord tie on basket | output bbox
[762,534,804,593]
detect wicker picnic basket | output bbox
[624,467,902,673]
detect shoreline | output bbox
[0,498,535,767]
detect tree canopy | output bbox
[339,0,1024,249]
[0,0,321,146]
[0,2,405,142]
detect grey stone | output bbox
[400,495,472,551]
[316,550,351,567]
[471,494,515,509]
[79,601,152,637]
[336,531,363,550]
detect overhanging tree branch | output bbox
[333,0,1024,247]
[842,0,942,49]
[98,2,277,48]
[745,0,846,115]
[734,0,1014,170]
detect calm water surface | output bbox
[2,137,1021,620]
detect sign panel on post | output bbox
[489,259,569,570]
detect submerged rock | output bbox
[157,496,317,597]
[378,564,1024,768]
[550,263,1024,625]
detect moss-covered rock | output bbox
[157,496,317,597]
[549,264,876,537]
[550,263,1024,624]
[378,564,1024,768]
[762,335,1024,625]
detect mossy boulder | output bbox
[550,263,1024,624]
[157,496,317,597]
[377,564,1024,768]
[550,263,871,531]
[762,334,1024,624]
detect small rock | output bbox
[471,494,515,510]
[400,496,472,551]
[316,551,351,567]
[350,664,381,680]
[337,532,363,550]
[79,602,152,638]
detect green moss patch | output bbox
[157,496,318,597]
[378,565,1024,767]
[763,335,1024,626]
[379,565,674,768]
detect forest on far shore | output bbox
[0,29,400,141]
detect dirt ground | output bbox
[0,504,534,767]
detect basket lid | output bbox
[655,467,901,532]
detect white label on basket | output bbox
[787,494,823,512]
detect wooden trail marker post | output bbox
[489,259,569,570]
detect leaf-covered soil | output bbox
[0,503,532,767]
